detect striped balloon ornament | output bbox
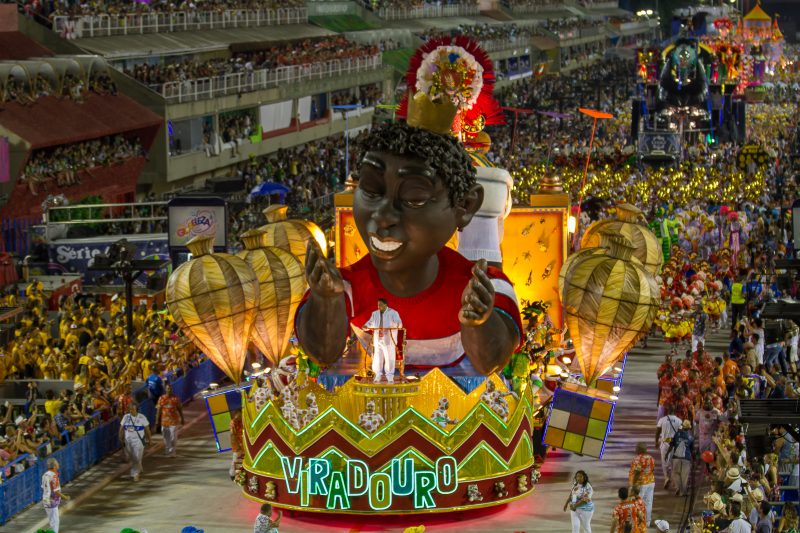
[238,230,306,366]
[256,205,327,265]
[561,232,660,384]
[166,235,259,383]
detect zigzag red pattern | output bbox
[244,414,532,467]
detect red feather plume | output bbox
[396,35,501,124]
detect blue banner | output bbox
[47,237,169,285]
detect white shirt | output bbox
[121,413,149,442]
[41,470,60,508]
[657,415,683,443]
[729,515,752,533]
[364,308,402,346]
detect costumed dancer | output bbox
[118,402,151,482]
[296,36,522,375]
[364,298,402,383]
[728,212,742,267]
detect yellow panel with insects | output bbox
[500,206,568,329]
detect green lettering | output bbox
[414,471,436,509]
[326,471,351,510]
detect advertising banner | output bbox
[167,198,227,250]
[48,237,169,286]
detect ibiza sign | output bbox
[280,456,458,511]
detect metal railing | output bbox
[376,4,479,20]
[160,55,383,103]
[44,201,168,226]
[52,7,307,39]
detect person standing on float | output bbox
[364,298,402,382]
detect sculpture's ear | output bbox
[455,183,484,230]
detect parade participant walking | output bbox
[41,458,69,533]
[694,399,722,453]
[656,405,683,488]
[610,487,644,533]
[692,307,709,352]
[669,419,695,497]
[119,402,151,481]
[628,442,656,527]
[564,470,594,533]
[364,298,402,383]
[156,382,184,457]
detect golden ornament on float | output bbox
[256,205,327,265]
[581,203,664,275]
[238,230,306,366]
[560,232,660,384]
[166,235,259,383]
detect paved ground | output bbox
[4,331,728,533]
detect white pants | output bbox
[373,341,396,381]
[45,505,59,532]
[162,426,178,455]
[639,482,655,526]
[659,441,672,480]
[125,438,144,477]
[570,508,593,533]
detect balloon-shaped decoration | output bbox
[256,205,327,265]
[581,203,663,275]
[166,235,259,383]
[561,233,660,384]
[238,230,306,366]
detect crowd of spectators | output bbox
[1,71,117,106]
[364,0,476,11]
[20,0,304,24]
[123,37,379,92]
[419,23,538,48]
[20,135,145,196]
[543,17,605,39]
[227,130,369,244]
[0,281,202,480]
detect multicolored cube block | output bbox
[542,386,615,458]
[203,383,251,452]
[595,353,627,395]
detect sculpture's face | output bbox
[355,151,470,274]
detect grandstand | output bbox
[1,1,653,216]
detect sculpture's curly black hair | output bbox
[358,121,476,205]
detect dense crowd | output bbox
[0,281,202,480]
[544,17,604,39]
[365,0,476,11]
[419,23,538,46]
[227,130,368,244]
[124,37,378,91]
[19,135,145,196]
[19,0,304,22]
[2,71,117,106]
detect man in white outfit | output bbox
[119,402,151,481]
[364,298,402,383]
[41,458,69,532]
[655,405,683,490]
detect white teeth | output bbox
[370,236,402,252]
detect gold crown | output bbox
[406,91,458,135]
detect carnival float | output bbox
[164,37,661,517]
